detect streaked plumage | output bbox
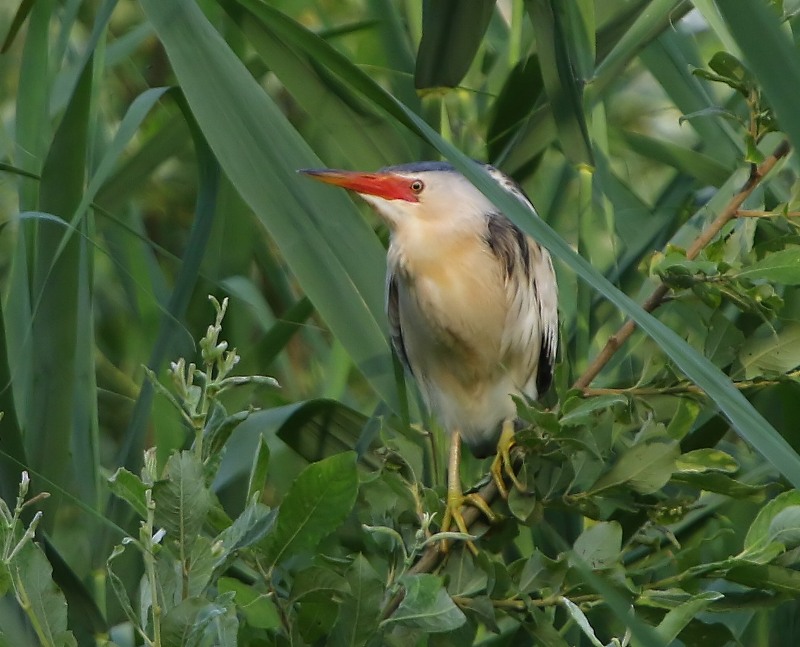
[301,161,558,543]
[374,162,558,455]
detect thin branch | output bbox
[736,209,800,217]
[583,369,800,397]
[380,477,501,621]
[572,140,791,391]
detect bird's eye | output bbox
[410,180,425,194]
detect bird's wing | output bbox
[386,270,413,376]
[531,243,559,395]
[483,168,559,397]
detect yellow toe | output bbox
[490,419,525,498]
[439,431,498,554]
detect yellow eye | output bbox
[410,180,424,194]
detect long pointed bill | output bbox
[299,168,419,203]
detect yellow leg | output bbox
[440,431,496,554]
[490,419,525,499]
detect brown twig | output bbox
[380,478,501,621]
[573,139,791,392]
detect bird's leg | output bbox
[490,419,525,499]
[440,431,496,554]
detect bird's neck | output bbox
[388,216,482,280]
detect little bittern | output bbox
[301,161,558,548]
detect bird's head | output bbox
[300,162,493,230]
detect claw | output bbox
[439,431,497,554]
[490,419,525,499]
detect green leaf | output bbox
[107,467,148,519]
[186,536,216,599]
[414,0,495,90]
[457,596,498,635]
[560,598,604,647]
[443,549,488,597]
[216,500,276,557]
[717,1,800,153]
[767,506,800,550]
[675,449,739,474]
[529,605,572,647]
[6,539,76,647]
[218,577,280,630]
[385,574,466,633]
[572,521,622,570]
[743,490,800,558]
[704,312,745,369]
[708,52,752,87]
[27,49,93,529]
[560,394,627,426]
[263,452,358,567]
[517,551,567,594]
[622,131,732,187]
[654,592,723,643]
[739,323,800,379]
[246,435,270,503]
[736,247,800,284]
[671,471,765,498]
[161,595,238,647]
[508,486,540,523]
[291,566,349,603]
[329,555,383,647]
[276,399,381,468]
[487,54,544,161]
[726,562,800,594]
[106,544,139,632]
[527,0,593,166]
[230,4,413,168]
[152,451,213,555]
[1,0,36,53]
[205,406,252,459]
[591,441,679,494]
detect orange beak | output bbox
[299,168,419,203]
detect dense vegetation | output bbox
[2,0,800,645]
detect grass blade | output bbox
[414,0,495,90]
[139,0,397,411]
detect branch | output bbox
[572,139,791,391]
[583,368,800,397]
[736,209,800,217]
[380,477,502,621]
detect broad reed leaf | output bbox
[138,0,397,413]
[414,0,494,90]
[28,56,93,524]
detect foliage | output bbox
[2,0,800,645]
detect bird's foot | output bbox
[490,419,525,499]
[439,430,498,554]
[440,488,497,555]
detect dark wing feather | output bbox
[386,271,413,376]
[483,165,559,399]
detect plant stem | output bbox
[144,491,161,647]
[582,369,800,397]
[736,209,800,217]
[572,139,791,391]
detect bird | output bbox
[300,161,558,549]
